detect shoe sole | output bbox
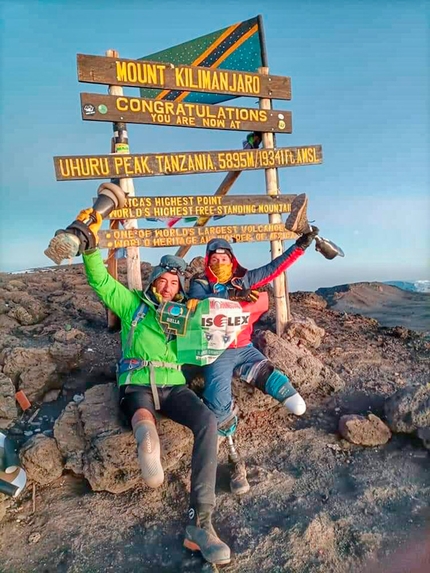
[44,234,80,265]
[285,194,309,233]
[183,539,231,565]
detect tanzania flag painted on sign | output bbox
[139,16,263,104]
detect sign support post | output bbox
[106,49,142,296]
[259,66,289,334]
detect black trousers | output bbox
[120,384,217,508]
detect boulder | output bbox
[338,414,392,446]
[417,428,430,450]
[0,333,20,355]
[0,373,18,428]
[20,435,64,485]
[6,293,47,325]
[51,327,87,344]
[254,330,344,395]
[2,347,54,385]
[385,384,430,433]
[19,363,60,403]
[0,493,11,523]
[0,314,19,330]
[4,279,26,291]
[49,341,83,372]
[54,401,85,474]
[283,315,325,348]
[290,291,328,311]
[54,384,193,494]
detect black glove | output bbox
[229,288,260,303]
[295,225,319,250]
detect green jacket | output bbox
[83,249,185,388]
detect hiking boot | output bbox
[134,420,164,488]
[230,460,250,495]
[184,504,231,565]
[285,193,311,234]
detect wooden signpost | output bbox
[77,54,292,100]
[53,16,323,334]
[80,93,293,133]
[98,223,297,249]
[107,194,297,220]
[54,145,322,180]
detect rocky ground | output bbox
[0,260,429,573]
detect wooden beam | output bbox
[108,194,297,220]
[54,145,323,180]
[77,54,292,100]
[98,223,297,249]
[80,92,292,133]
[105,49,142,297]
[259,67,289,335]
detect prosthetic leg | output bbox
[218,408,250,496]
[252,361,306,415]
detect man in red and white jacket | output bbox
[188,205,318,494]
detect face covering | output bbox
[209,262,233,284]
[151,286,163,304]
[151,286,183,304]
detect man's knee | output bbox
[192,406,218,436]
[252,360,275,392]
[251,363,306,415]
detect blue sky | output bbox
[1,0,428,291]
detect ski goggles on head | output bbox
[159,262,186,275]
[213,248,232,256]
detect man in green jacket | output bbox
[71,207,230,566]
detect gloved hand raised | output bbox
[229,288,260,303]
[295,225,319,250]
[63,208,103,253]
[76,208,103,241]
[186,298,199,312]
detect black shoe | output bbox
[184,504,231,565]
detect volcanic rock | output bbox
[384,384,430,433]
[20,434,64,485]
[255,329,344,394]
[0,373,18,428]
[338,414,392,446]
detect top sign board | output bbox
[77,54,292,100]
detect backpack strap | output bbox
[123,301,148,356]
